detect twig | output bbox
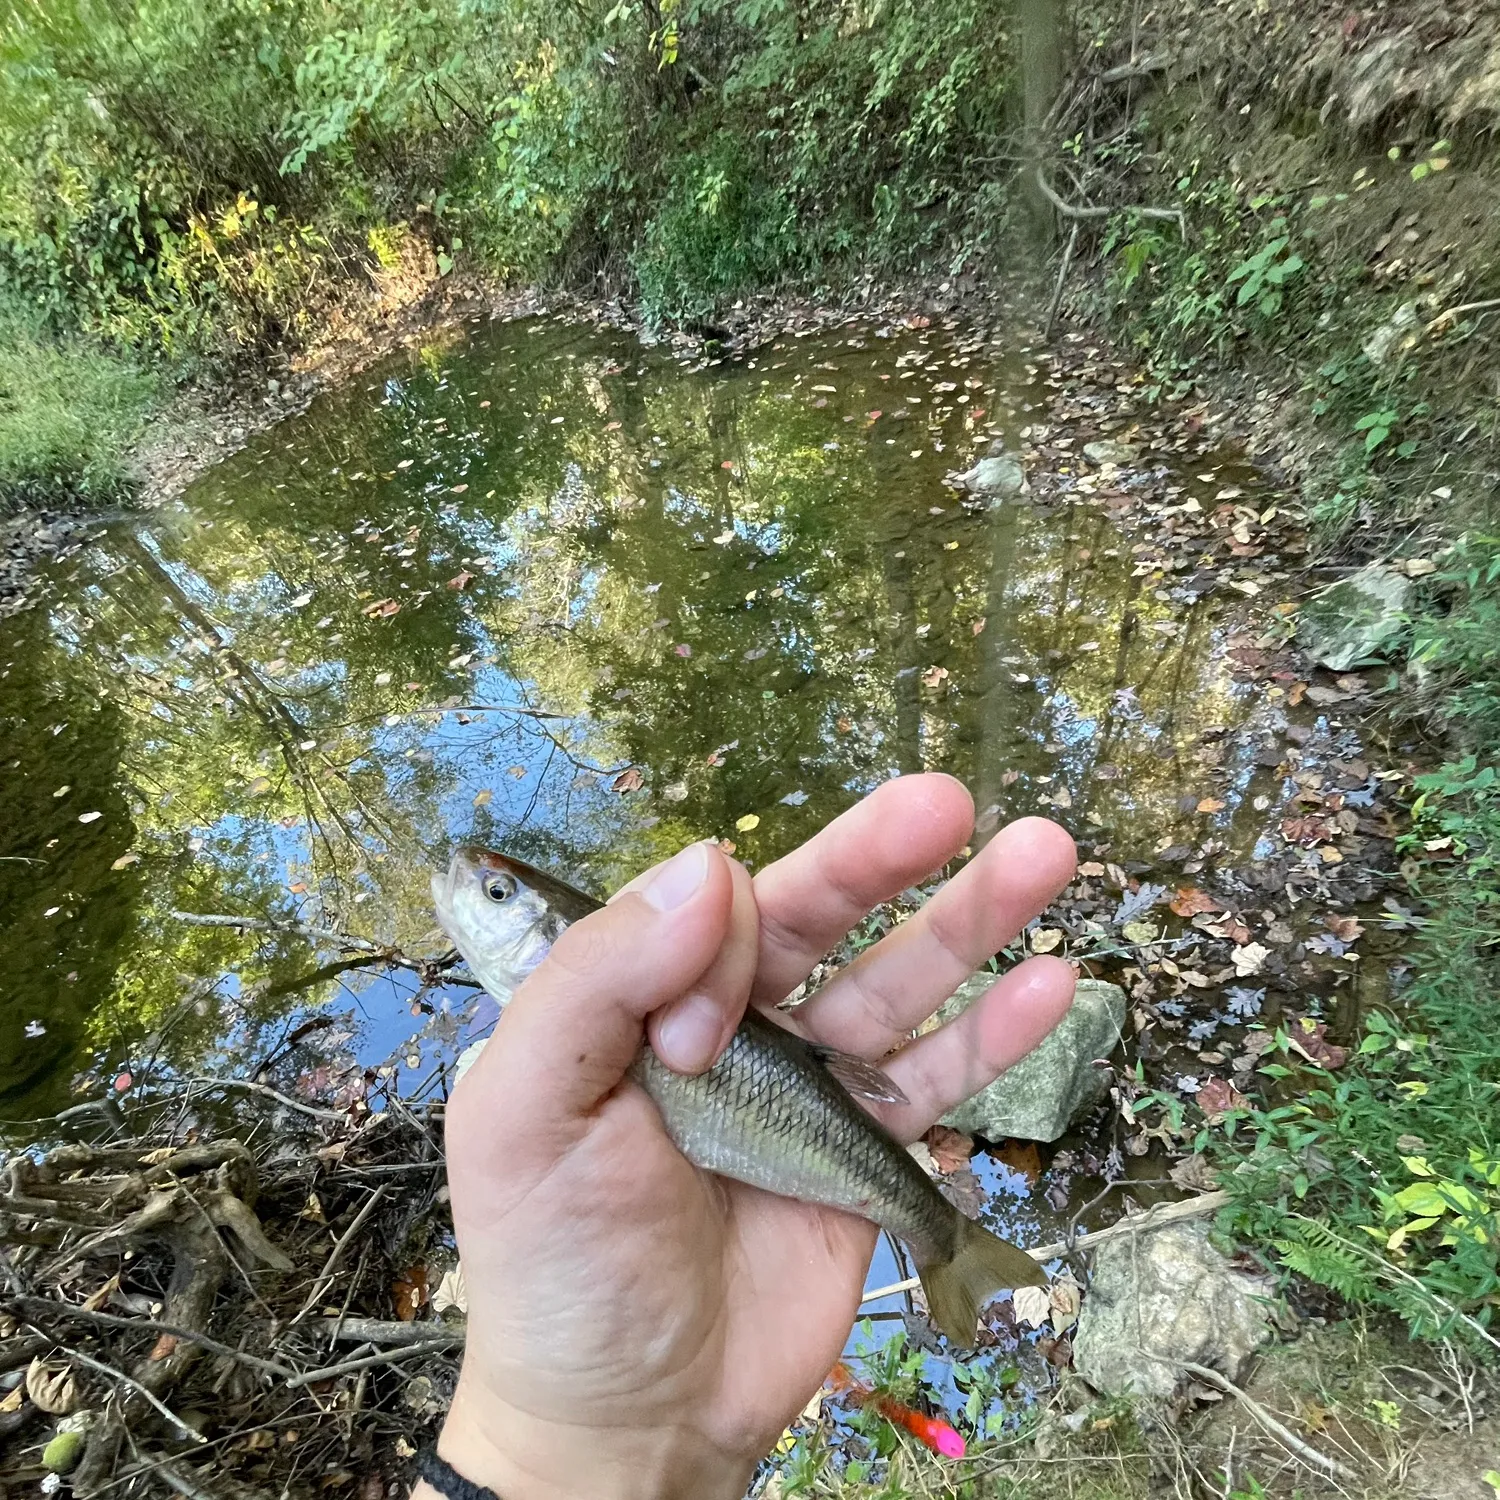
[1045,222,1080,342]
[859,1190,1229,1303]
[1035,168,1187,236]
[1175,1360,1357,1479]
[183,1077,346,1123]
[282,1337,461,1388]
[7,1297,295,1380]
[320,1317,462,1346]
[284,1186,388,1329]
[1426,298,1500,331]
[1064,1177,1178,1255]
[36,1337,206,1443]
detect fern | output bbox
[1273,1222,1377,1303]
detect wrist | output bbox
[428,1379,752,1500]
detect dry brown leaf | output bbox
[996,1139,1043,1184]
[1048,1276,1082,1333]
[1169,887,1222,918]
[1324,914,1364,942]
[923,1125,974,1174]
[1196,797,1227,814]
[1196,1078,1248,1121]
[392,1265,428,1322]
[1287,1018,1347,1070]
[0,1385,22,1414]
[1030,927,1064,954]
[1169,1153,1220,1192]
[446,570,476,591]
[26,1358,79,1415]
[611,767,644,794]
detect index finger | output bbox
[749,773,974,1005]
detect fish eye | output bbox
[481,871,516,903]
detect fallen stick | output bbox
[283,1337,462,1388]
[859,1190,1229,1304]
[320,1318,459,1346]
[283,1185,388,1329]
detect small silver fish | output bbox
[433,847,1046,1343]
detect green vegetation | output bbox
[0,315,154,505]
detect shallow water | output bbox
[1,312,1286,1127]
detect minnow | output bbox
[432,847,1046,1344]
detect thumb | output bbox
[454,840,734,1140]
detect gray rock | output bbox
[1296,563,1412,671]
[938,976,1125,1142]
[1073,1222,1273,1398]
[944,439,1025,497]
[1082,439,1140,465]
[1362,301,1419,366]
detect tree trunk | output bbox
[1020,0,1067,244]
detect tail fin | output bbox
[918,1214,1046,1346]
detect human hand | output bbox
[430,774,1076,1500]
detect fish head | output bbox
[432,847,592,1002]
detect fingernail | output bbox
[655,993,723,1072]
[643,842,710,911]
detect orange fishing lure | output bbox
[828,1362,966,1459]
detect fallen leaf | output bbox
[1169,1153,1220,1191]
[148,1333,179,1361]
[1231,942,1270,977]
[1170,887,1222,917]
[611,767,645,794]
[1077,861,1106,877]
[472,789,493,808]
[735,813,760,832]
[1196,1078,1248,1121]
[111,851,141,870]
[1030,927,1064,954]
[1287,1017,1347,1069]
[674,643,692,657]
[924,1125,974,1174]
[996,1139,1043,1184]
[938,1166,986,1216]
[1195,797,1227,814]
[391,1265,428,1321]
[1048,1276,1082,1333]
[0,1386,22,1414]
[1012,1285,1052,1329]
[431,1264,467,1316]
[26,1358,79,1415]
[78,810,102,824]
[972,618,987,635]
[1324,914,1363,942]
[920,664,949,687]
[446,570,476,591]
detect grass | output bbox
[0,320,157,510]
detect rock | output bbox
[1296,563,1412,671]
[1362,301,1419,366]
[944,439,1025,497]
[1082,439,1140,465]
[1073,1222,1273,1398]
[938,976,1125,1142]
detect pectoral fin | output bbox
[809,1044,909,1106]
